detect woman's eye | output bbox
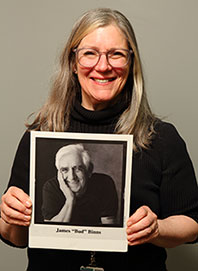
[111,51,125,58]
[114,51,123,55]
[84,50,96,56]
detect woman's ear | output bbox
[73,63,78,74]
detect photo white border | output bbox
[29,131,133,252]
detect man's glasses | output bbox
[74,48,132,68]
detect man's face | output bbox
[59,151,88,197]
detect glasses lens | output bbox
[108,49,129,67]
[76,48,130,68]
[77,49,99,67]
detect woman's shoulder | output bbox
[21,129,31,142]
[153,119,185,145]
[18,128,40,151]
[152,119,190,161]
[15,130,31,155]
[154,119,179,135]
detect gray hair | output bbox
[27,8,156,151]
[55,144,93,173]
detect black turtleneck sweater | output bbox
[3,100,198,271]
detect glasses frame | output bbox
[73,48,133,68]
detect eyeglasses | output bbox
[74,48,133,68]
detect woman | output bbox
[0,8,198,271]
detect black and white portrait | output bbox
[34,137,128,227]
[29,131,132,251]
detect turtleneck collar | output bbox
[71,97,128,125]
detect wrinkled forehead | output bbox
[58,151,83,168]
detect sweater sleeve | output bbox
[6,131,30,194]
[158,122,198,222]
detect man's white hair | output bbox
[55,144,92,173]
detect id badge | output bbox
[80,266,104,271]
[80,252,104,271]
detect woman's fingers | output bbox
[127,206,159,246]
[0,186,32,226]
[1,207,31,226]
[127,206,157,233]
[127,206,150,226]
[6,186,32,208]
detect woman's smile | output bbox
[75,25,130,110]
[91,77,116,84]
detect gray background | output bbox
[0,1,197,270]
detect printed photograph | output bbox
[29,131,132,252]
[34,135,128,227]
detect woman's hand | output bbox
[0,186,32,227]
[127,206,198,248]
[126,206,159,246]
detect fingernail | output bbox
[24,215,30,221]
[127,221,132,227]
[26,201,31,208]
[25,208,31,215]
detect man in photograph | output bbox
[41,144,118,226]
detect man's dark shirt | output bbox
[41,173,118,226]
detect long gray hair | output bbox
[27,8,157,151]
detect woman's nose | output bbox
[95,54,112,71]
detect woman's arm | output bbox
[154,215,198,247]
[0,186,32,247]
[0,219,28,247]
[127,206,198,248]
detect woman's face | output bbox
[75,24,130,110]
